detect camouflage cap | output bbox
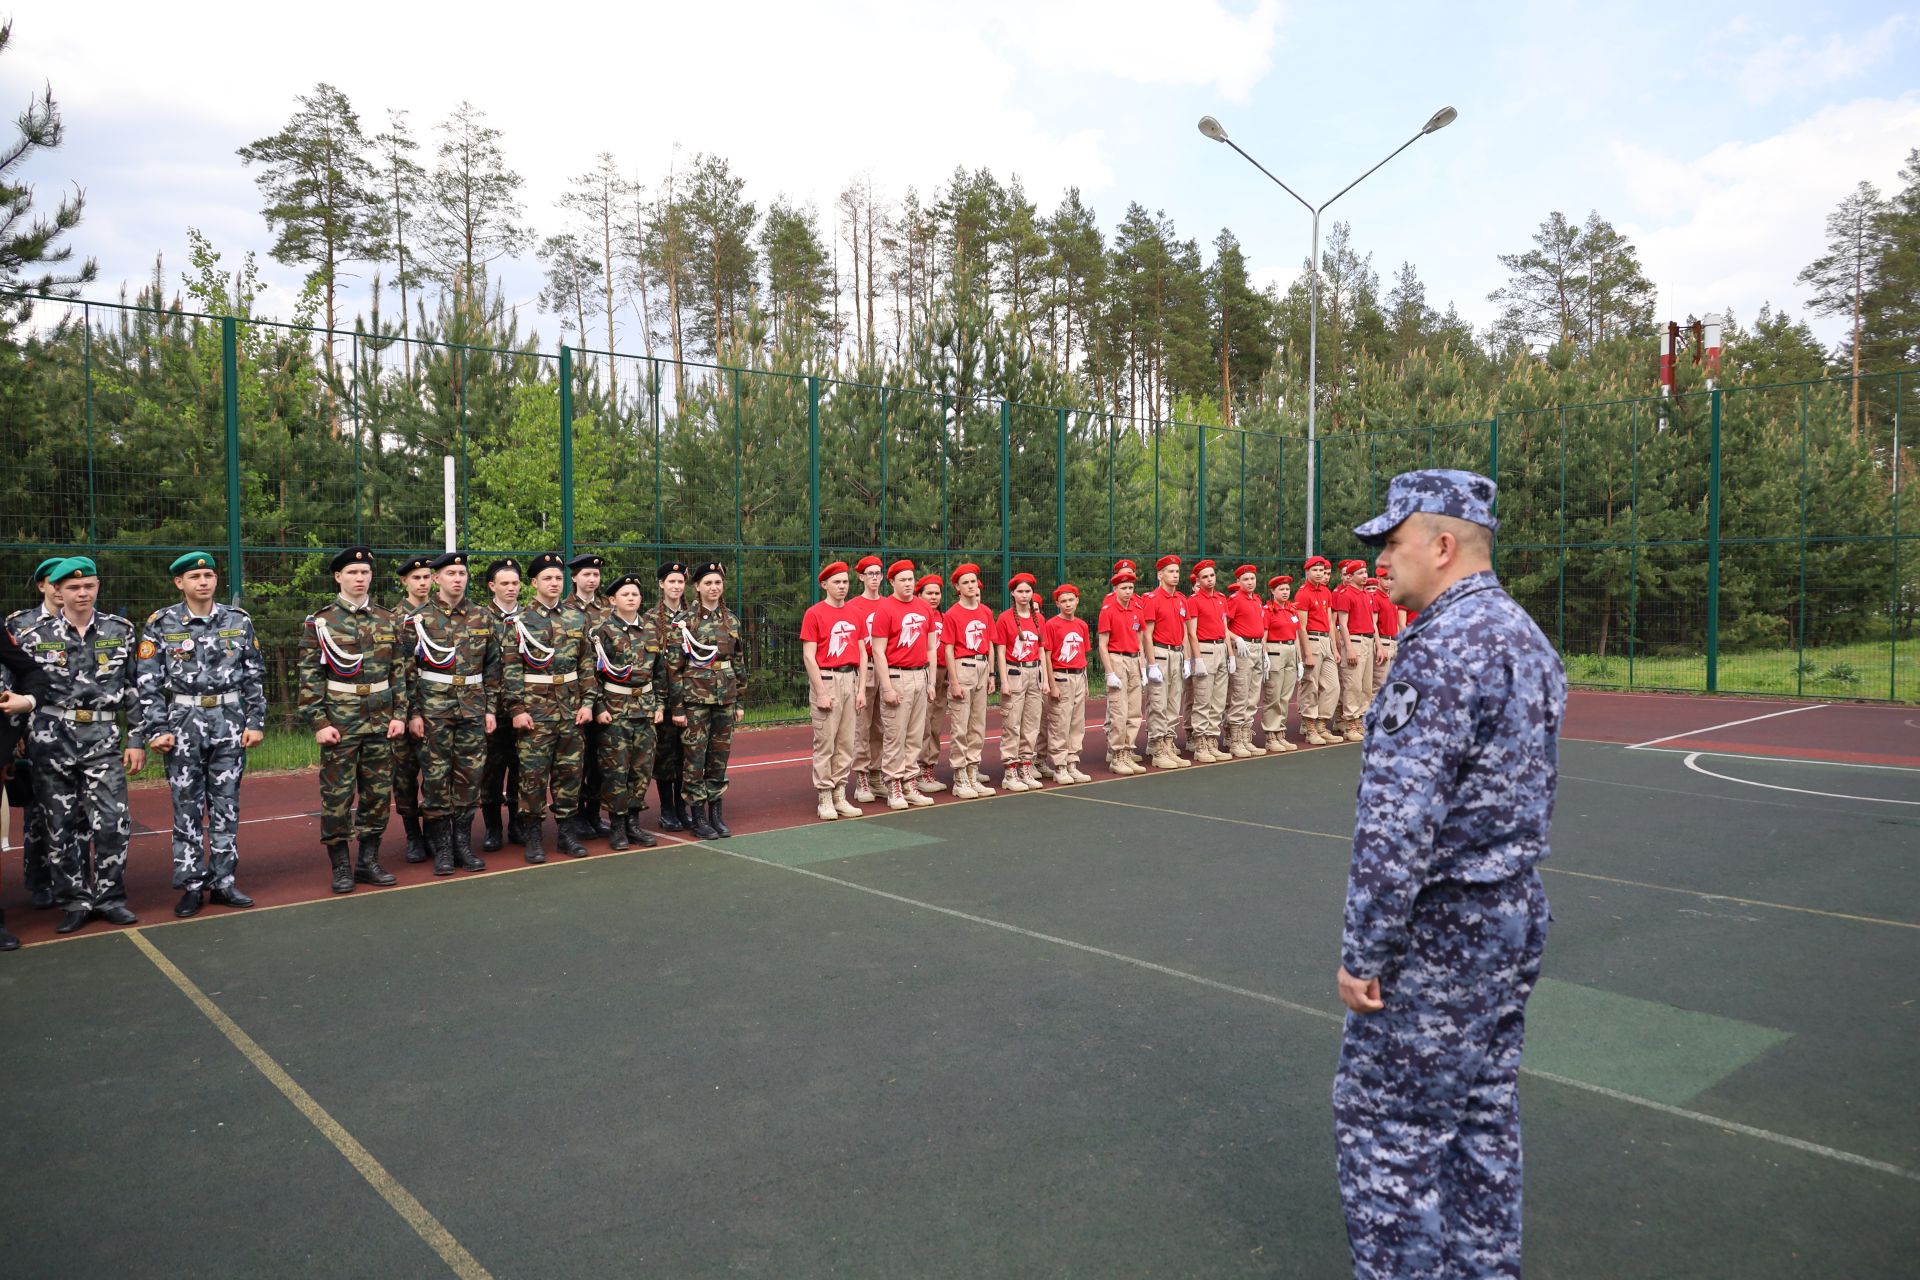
[1353,469,1499,546]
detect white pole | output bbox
[1305,208,1320,558]
[443,455,456,552]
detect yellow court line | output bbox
[126,929,495,1280]
[1035,790,1920,932]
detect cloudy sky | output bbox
[7,0,1917,351]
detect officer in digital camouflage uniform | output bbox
[135,551,268,917]
[505,552,595,862]
[22,557,147,935]
[649,560,692,833]
[666,562,744,841]
[298,545,409,894]
[479,558,524,851]
[404,552,503,876]
[1332,470,1564,1280]
[390,554,435,861]
[5,557,62,909]
[565,552,614,837]
[0,602,52,949]
[591,573,664,851]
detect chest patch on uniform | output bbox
[137,639,158,659]
[1378,681,1419,734]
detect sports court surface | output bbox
[3,691,1916,1277]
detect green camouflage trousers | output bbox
[319,731,396,843]
[480,722,518,814]
[392,729,423,818]
[516,718,584,819]
[679,704,736,803]
[597,714,657,813]
[421,717,486,818]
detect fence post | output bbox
[807,376,821,590]
[1196,423,1208,555]
[1892,371,1903,702]
[1311,432,1323,559]
[222,317,243,603]
[1706,388,1723,692]
[1000,400,1013,586]
[1055,407,1068,585]
[1487,415,1500,576]
[558,345,575,558]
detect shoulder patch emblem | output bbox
[1378,681,1419,734]
[137,639,158,660]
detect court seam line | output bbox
[1626,703,1828,750]
[1681,753,1920,807]
[1033,790,1920,931]
[1557,770,1913,819]
[124,929,496,1280]
[695,842,1920,1186]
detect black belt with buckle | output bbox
[821,664,858,673]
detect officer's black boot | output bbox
[708,798,732,838]
[629,811,657,848]
[355,837,396,886]
[520,814,547,864]
[688,800,720,841]
[403,814,430,864]
[327,843,354,894]
[481,805,504,852]
[0,910,19,951]
[453,809,485,871]
[608,809,631,851]
[656,779,684,832]
[556,815,590,858]
[430,819,456,876]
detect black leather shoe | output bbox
[97,903,139,926]
[586,810,613,838]
[30,888,54,910]
[0,920,18,951]
[55,908,90,934]
[481,810,503,853]
[708,799,732,839]
[175,889,206,918]
[211,885,255,908]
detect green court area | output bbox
[3,738,1915,1277]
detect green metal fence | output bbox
[3,295,1914,722]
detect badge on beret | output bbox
[1378,680,1419,735]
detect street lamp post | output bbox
[1198,107,1456,556]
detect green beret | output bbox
[170,551,217,575]
[47,556,98,584]
[31,556,63,585]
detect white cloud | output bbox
[981,0,1285,102]
[1734,15,1908,106]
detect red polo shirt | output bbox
[995,608,1045,664]
[1263,599,1301,643]
[855,593,886,654]
[1189,587,1229,642]
[1138,586,1189,648]
[1294,581,1334,633]
[875,595,936,669]
[1042,615,1091,671]
[1332,583,1375,635]
[1097,597,1143,654]
[944,602,995,659]
[1371,590,1401,638]
[1225,590,1265,640]
[801,599,864,669]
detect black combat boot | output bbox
[675,788,694,831]
[481,804,504,852]
[656,779,684,832]
[507,810,527,846]
[453,810,485,871]
[608,809,631,851]
[628,812,657,849]
[327,843,354,894]
[582,805,612,839]
[708,798,732,838]
[555,815,590,858]
[403,814,430,864]
[520,814,547,864]
[430,819,456,876]
[0,910,16,951]
[688,800,720,841]
[355,837,396,886]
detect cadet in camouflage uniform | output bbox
[403,552,503,876]
[665,562,744,841]
[5,557,62,909]
[1333,471,1564,1280]
[591,573,664,851]
[390,554,435,862]
[649,561,692,833]
[135,551,268,918]
[479,558,523,851]
[22,557,147,935]
[565,553,614,837]
[505,552,595,862]
[298,545,410,894]
[0,610,53,950]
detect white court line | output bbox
[698,842,1920,1186]
[1683,753,1920,807]
[1627,703,1828,750]
[1627,746,1920,774]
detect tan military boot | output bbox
[970,766,996,796]
[1342,720,1364,742]
[834,788,863,817]
[950,767,979,800]
[886,779,910,810]
[1303,719,1330,746]
[1230,727,1255,758]
[916,766,947,794]
[816,792,839,821]
[904,778,935,808]
[1149,739,1179,770]
[1001,764,1029,792]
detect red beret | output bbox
[1268,574,1293,589]
[915,574,943,593]
[1340,559,1367,574]
[854,555,882,574]
[1112,559,1137,574]
[950,562,982,585]
[1109,568,1137,585]
[1052,583,1079,601]
[1375,559,1389,573]
[1008,572,1038,590]
[817,560,849,584]
[1365,576,1381,587]
[887,559,916,580]
[1304,555,1331,570]
[1233,564,1257,579]
[1190,559,1217,578]
[1155,554,1181,572]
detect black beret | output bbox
[330,546,375,573]
[656,561,689,582]
[568,553,605,572]
[691,561,725,584]
[483,557,522,582]
[528,551,569,578]
[396,555,435,576]
[429,551,467,571]
[608,574,646,596]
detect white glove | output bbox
[1180,658,1192,679]
[1146,663,1164,684]
[1297,662,1306,681]
[1192,657,1207,677]
[1227,653,1237,675]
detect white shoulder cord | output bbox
[314,619,362,666]
[411,613,458,666]
[513,616,556,662]
[678,617,719,664]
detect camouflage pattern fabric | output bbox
[591,611,666,812]
[390,597,428,820]
[135,601,267,890]
[506,599,594,819]
[1334,567,1565,1279]
[20,610,145,909]
[7,603,55,893]
[649,599,690,790]
[566,591,613,816]
[479,601,520,819]
[665,600,745,803]
[299,596,411,843]
[404,596,503,818]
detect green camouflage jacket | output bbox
[298,597,410,733]
[404,595,503,721]
[665,600,745,712]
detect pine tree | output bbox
[421,102,528,320]
[367,110,427,377]
[759,198,831,348]
[0,20,96,337]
